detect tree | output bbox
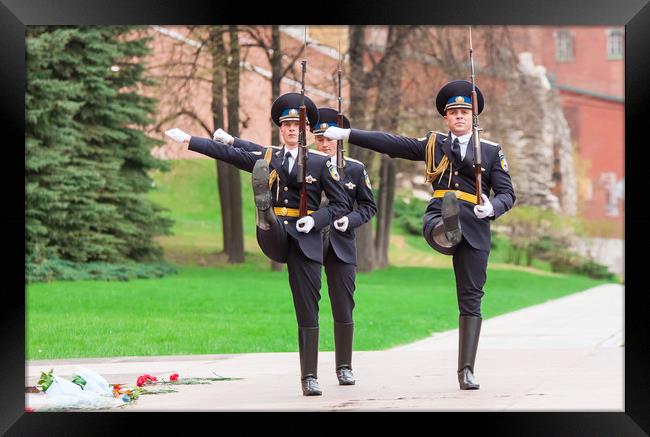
[26,26,172,277]
[153,26,245,263]
[371,26,415,269]
[211,26,245,263]
[347,26,376,272]
[346,25,417,270]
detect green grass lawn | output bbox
[27,264,606,360]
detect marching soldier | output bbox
[323,80,516,390]
[213,107,377,386]
[311,108,377,385]
[165,92,350,396]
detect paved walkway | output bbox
[26,284,623,411]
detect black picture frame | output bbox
[3,0,648,434]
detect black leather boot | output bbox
[334,322,355,385]
[252,159,276,230]
[457,315,482,390]
[441,191,462,245]
[298,326,322,396]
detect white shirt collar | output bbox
[451,132,472,145]
[283,146,299,160]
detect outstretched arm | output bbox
[232,137,267,153]
[213,127,267,153]
[324,126,429,161]
[166,128,259,173]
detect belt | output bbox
[432,189,478,205]
[274,207,315,217]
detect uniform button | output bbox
[454,171,458,175]
[284,187,288,192]
[454,183,459,187]
[283,220,288,225]
[284,199,288,204]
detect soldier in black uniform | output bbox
[309,108,377,385]
[165,93,350,396]
[213,107,377,386]
[323,80,516,390]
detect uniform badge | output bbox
[364,169,372,189]
[305,175,317,184]
[498,150,509,172]
[345,181,356,190]
[327,160,340,181]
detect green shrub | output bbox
[574,258,616,281]
[545,248,614,280]
[393,197,428,235]
[26,258,178,283]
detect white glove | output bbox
[473,194,495,219]
[334,216,349,232]
[296,216,315,233]
[165,128,191,144]
[213,128,234,145]
[323,126,350,141]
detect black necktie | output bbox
[282,151,292,175]
[451,138,462,164]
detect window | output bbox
[606,28,624,60]
[555,29,574,62]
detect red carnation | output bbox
[170,373,179,381]
[136,374,158,387]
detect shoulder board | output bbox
[433,131,448,142]
[420,131,447,141]
[417,130,434,141]
[308,149,329,157]
[481,138,499,147]
[343,157,363,165]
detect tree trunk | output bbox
[347,25,373,166]
[347,25,375,272]
[371,26,411,269]
[270,26,282,148]
[269,25,284,272]
[375,157,396,268]
[225,26,245,263]
[210,27,232,257]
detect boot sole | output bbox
[442,192,462,245]
[252,159,272,210]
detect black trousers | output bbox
[423,219,489,317]
[257,221,322,328]
[323,245,356,324]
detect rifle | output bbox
[336,41,345,178]
[297,28,309,217]
[469,27,483,205]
